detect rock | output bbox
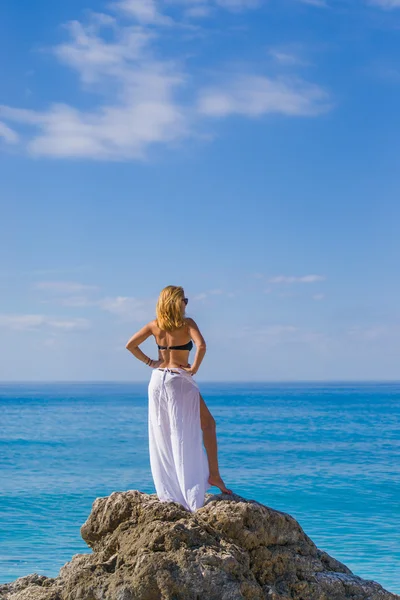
[1,490,398,600]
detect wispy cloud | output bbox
[34,281,99,294]
[198,74,331,117]
[42,289,234,318]
[267,274,326,284]
[268,48,309,67]
[312,293,325,301]
[97,296,152,320]
[0,122,18,144]
[192,289,225,301]
[0,314,90,331]
[113,0,260,21]
[0,15,186,160]
[112,0,173,24]
[298,0,328,6]
[347,325,392,340]
[0,0,332,161]
[35,280,100,309]
[30,265,91,276]
[34,281,156,320]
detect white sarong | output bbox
[148,367,210,512]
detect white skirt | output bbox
[148,367,210,512]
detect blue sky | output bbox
[0,0,399,382]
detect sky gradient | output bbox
[1,0,399,381]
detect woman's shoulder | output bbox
[149,319,159,333]
[183,317,197,331]
[185,317,198,328]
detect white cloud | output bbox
[35,283,156,320]
[268,49,309,67]
[0,315,45,330]
[193,292,207,300]
[0,16,187,160]
[97,296,152,320]
[0,121,18,144]
[0,88,186,161]
[112,0,173,24]
[47,318,90,330]
[347,325,391,340]
[34,282,160,321]
[35,281,99,310]
[198,75,331,117]
[192,289,228,301]
[53,19,152,83]
[298,0,327,6]
[34,281,99,294]
[30,265,90,276]
[0,314,90,331]
[313,293,325,301]
[114,0,260,20]
[268,274,326,284]
[0,3,332,160]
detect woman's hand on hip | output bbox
[151,359,164,368]
[179,363,196,376]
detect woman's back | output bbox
[152,319,194,369]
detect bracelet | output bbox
[145,357,152,366]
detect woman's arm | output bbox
[125,322,158,367]
[185,317,206,374]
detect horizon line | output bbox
[1,379,400,384]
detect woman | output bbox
[125,285,232,512]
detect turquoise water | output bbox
[0,381,399,594]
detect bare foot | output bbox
[208,474,233,494]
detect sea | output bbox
[0,381,399,595]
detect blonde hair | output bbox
[156,285,187,332]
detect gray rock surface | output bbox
[1,490,398,600]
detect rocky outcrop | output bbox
[1,490,398,600]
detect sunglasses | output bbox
[182,297,188,305]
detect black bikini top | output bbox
[157,339,193,351]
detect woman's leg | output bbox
[199,392,232,494]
